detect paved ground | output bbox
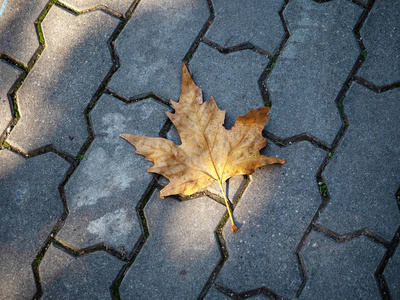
[1,0,399,299]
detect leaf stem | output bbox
[218,181,238,232]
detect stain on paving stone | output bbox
[190,44,268,129]
[57,94,169,251]
[40,244,125,299]
[119,194,225,299]
[299,231,385,299]
[266,0,363,145]
[216,142,325,298]
[108,0,209,100]
[61,0,133,13]
[7,7,119,155]
[319,84,400,241]
[0,150,69,299]
[205,0,285,54]
[357,0,400,86]
[0,61,21,134]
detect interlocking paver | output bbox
[108,0,209,100]
[8,7,118,155]
[57,94,168,251]
[300,231,385,299]
[0,0,48,64]
[203,286,230,299]
[0,150,69,299]
[120,194,225,299]
[266,0,363,144]
[357,0,400,86]
[216,142,325,298]
[385,241,400,299]
[40,244,125,299]
[205,0,284,53]
[319,84,400,241]
[62,0,132,13]
[0,61,21,133]
[190,44,268,128]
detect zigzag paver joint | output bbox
[0,0,399,299]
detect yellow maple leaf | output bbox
[121,63,285,232]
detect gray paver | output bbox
[108,0,209,100]
[216,142,325,298]
[0,61,21,133]
[62,0,132,13]
[300,231,385,299]
[120,194,225,299]
[190,44,268,129]
[319,84,400,241]
[205,0,284,53]
[266,0,362,144]
[8,7,118,155]
[40,244,125,299]
[57,94,169,251]
[385,241,400,299]
[0,150,69,300]
[203,286,231,300]
[0,0,48,64]
[357,1,400,86]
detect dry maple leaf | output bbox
[121,63,285,232]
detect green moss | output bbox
[318,182,328,197]
[361,50,368,58]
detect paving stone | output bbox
[57,94,169,251]
[299,231,385,299]
[319,84,400,241]
[266,0,363,144]
[190,44,268,129]
[40,244,125,299]
[385,241,400,299]
[8,7,118,155]
[120,193,225,299]
[203,286,231,300]
[216,142,325,298]
[357,0,400,86]
[0,0,48,64]
[0,61,21,133]
[108,0,208,100]
[205,0,284,54]
[62,0,132,13]
[0,150,69,300]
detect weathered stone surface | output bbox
[0,150,69,299]
[203,286,231,300]
[190,44,268,128]
[8,7,118,155]
[385,241,400,299]
[57,94,169,251]
[205,0,284,53]
[357,0,400,86]
[40,244,125,299]
[216,142,325,298]
[266,0,362,144]
[0,0,48,64]
[108,0,209,100]
[120,194,225,299]
[300,231,385,299]
[319,85,400,241]
[62,0,132,13]
[0,61,21,133]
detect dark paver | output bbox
[300,231,385,299]
[266,0,362,144]
[190,44,268,128]
[385,240,400,299]
[62,0,132,13]
[0,0,48,64]
[205,0,284,54]
[40,244,125,299]
[120,193,225,299]
[216,142,325,298]
[0,150,69,299]
[108,0,209,100]
[0,61,21,133]
[57,94,169,251]
[357,0,400,86]
[8,7,118,155]
[319,84,400,241]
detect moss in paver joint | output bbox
[318,181,328,197]
[361,50,368,58]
